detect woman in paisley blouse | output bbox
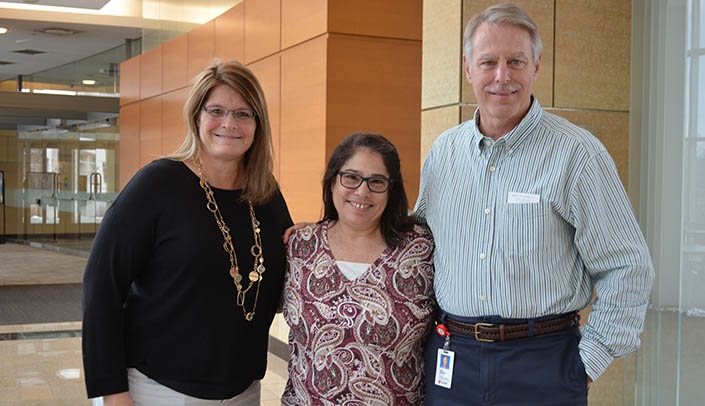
[281,132,436,405]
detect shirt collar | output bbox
[470,97,544,154]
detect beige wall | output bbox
[422,1,634,404]
[423,0,631,187]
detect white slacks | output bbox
[92,368,261,406]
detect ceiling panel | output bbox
[0,18,142,82]
[0,1,110,10]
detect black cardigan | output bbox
[82,158,293,399]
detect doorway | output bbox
[17,118,119,253]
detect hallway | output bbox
[0,241,287,405]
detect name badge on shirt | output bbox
[434,349,455,388]
[507,191,540,204]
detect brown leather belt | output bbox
[443,312,579,342]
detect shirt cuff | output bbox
[578,337,614,380]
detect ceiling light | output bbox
[82,80,96,86]
[12,49,46,55]
[0,27,8,35]
[37,27,78,36]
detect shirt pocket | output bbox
[500,202,550,256]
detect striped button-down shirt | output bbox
[415,98,654,379]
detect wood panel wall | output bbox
[120,0,422,225]
[0,131,19,236]
[422,0,631,188]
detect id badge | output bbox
[434,348,455,388]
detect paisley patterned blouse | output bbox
[281,221,436,405]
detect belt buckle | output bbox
[474,322,495,342]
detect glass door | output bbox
[76,121,119,237]
[17,118,119,248]
[19,132,67,240]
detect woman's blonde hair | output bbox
[167,59,277,205]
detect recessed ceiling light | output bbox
[0,27,8,35]
[37,27,78,36]
[82,79,96,86]
[12,49,46,55]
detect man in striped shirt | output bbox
[416,4,654,405]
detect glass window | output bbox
[637,0,705,404]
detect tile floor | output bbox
[0,241,286,405]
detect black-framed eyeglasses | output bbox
[201,105,257,122]
[337,171,392,193]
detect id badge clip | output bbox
[434,322,454,388]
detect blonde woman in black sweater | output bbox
[82,59,292,406]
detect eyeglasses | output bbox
[337,171,392,193]
[201,105,257,122]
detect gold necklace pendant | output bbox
[196,159,265,322]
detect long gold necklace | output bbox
[196,160,266,321]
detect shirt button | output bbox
[479,253,486,259]
[508,149,514,154]
[484,208,490,215]
[480,295,487,301]
[489,166,496,172]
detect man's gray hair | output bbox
[463,3,543,65]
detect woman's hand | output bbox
[102,392,134,406]
[282,222,312,244]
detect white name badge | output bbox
[507,191,540,204]
[434,348,455,388]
